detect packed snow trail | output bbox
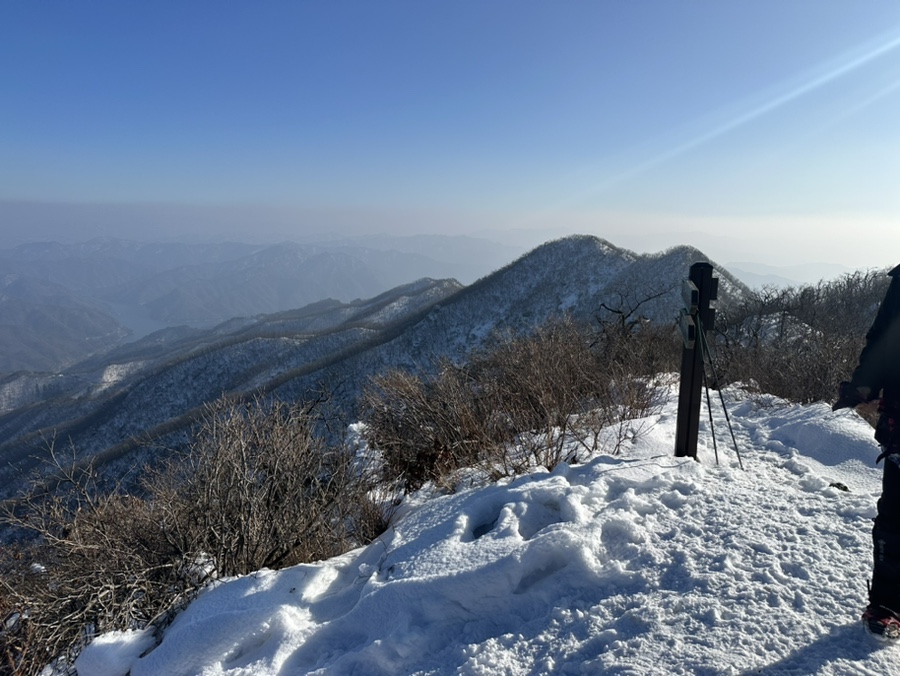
[79,387,896,675]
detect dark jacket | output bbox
[849,264,900,402]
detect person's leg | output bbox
[871,453,900,610]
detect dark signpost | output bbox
[675,262,718,459]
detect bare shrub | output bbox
[0,395,380,675]
[1,567,39,676]
[0,448,192,676]
[146,395,369,576]
[468,319,606,470]
[584,306,678,455]
[715,270,888,403]
[361,363,493,491]
[361,315,674,488]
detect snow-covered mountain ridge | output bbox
[76,385,892,675]
[0,236,746,499]
[0,277,462,497]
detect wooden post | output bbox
[675,262,717,459]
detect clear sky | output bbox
[2,1,899,266]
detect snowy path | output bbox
[79,388,896,675]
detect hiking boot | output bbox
[862,604,900,639]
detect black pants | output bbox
[871,452,900,608]
[871,399,900,607]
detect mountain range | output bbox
[0,235,748,501]
[0,234,522,374]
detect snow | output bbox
[72,629,155,676]
[79,386,898,675]
[96,362,145,392]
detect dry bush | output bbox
[468,319,607,470]
[580,311,678,456]
[0,395,382,675]
[0,448,192,676]
[361,362,494,491]
[147,396,368,575]
[1,570,40,676]
[715,270,888,403]
[361,316,674,488]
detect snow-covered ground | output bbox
[77,386,896,675]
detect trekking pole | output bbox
[697,315,744,470]
[702,365,720,465]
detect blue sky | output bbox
[2,1,899,266]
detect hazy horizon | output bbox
[3,2,899,269]
[0,199,889,274]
